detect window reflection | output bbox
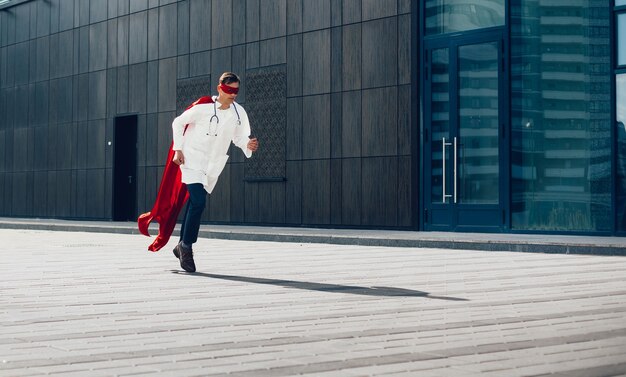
[617,13,626,65]
[511,2,611,231]
[431,49,450,203]
[617,75,626,230]
[425,0,505,35]
[458,42,499,204]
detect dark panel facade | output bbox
[0,0,414,230]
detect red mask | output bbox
[219,83,239,95]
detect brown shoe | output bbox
[173,242,196,272]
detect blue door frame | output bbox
[422,29,510,232]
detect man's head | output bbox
[217,72,240,105]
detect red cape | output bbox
[137,96,214,251]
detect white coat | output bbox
[172,97,252,193]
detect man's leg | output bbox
[181,183,207,246]
[173,200,190,257]
[178,199,189,244]
[174,183,206,272]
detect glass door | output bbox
[424,32,508,231]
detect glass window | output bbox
[458,42,500,204]
[617,0,626,6]
[430,49,450,203]
[425,0,505,35]
[511,2,612,231]
[617,75,626,230]
[617,13,626,65]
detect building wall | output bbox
[0,0,415,228]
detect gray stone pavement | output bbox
[1,229,626,377]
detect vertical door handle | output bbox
[128,176,133,184]
[453,137,457,204]
[442,137,453,203]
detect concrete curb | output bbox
[196,230,626,256]
[1,218,625,256]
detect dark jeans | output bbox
[179,183,207,246]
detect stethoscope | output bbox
[208,97,241,136]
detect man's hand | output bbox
[247,138,259,152]
[173,150,185,165]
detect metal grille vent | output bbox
[244,67,286,181]
[176,76,211,116]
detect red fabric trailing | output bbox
[137,96,214,251]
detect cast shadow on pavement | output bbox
[171,271,468,301]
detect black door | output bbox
[113,115,138,221]
[424,31,509,231]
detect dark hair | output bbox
[219,72,240,85]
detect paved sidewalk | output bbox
[1,229,626,376]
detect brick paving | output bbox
[1,229,626,376]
